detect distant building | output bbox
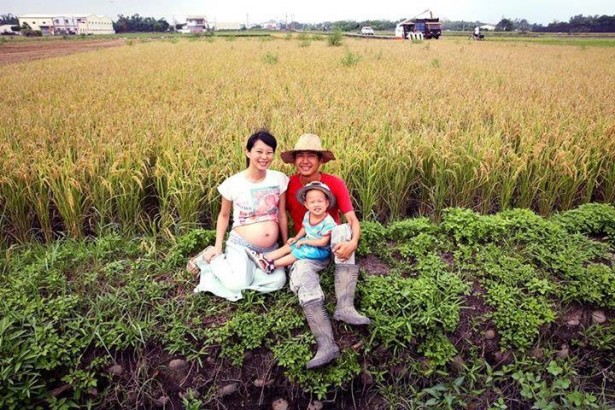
[18,14,54,35]
[262,20,278,30]
[480,24,496,31]
[179,16,208,33]
[17,14,115,35]
[0,24,18,34]
[79,15,114,35]
[52,16,78,35]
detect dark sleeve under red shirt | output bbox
[287,173,354,233]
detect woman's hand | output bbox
[287,237,297,245]
[206,247,223,263]
[187,246,223,275]
[186,259,200,275]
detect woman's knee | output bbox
[210,255,252,291]
[268,269,287,289]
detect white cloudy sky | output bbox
[2,0,613,25]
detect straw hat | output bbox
[296,181,336,209]
[280,133,336,164]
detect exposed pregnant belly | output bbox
[234,220,279,248]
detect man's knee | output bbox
[298,290,324,307]
[290,259,326,305]
[331,224,352,245]
[331,224,356,265]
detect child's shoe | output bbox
[245,249,275,274]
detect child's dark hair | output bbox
[246,129,277,168]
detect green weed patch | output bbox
[1,204,614,408]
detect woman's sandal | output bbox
[245,249,275,274]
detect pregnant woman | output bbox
[189,130,289,301]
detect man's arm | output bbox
[332,210,361,261]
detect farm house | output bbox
[178,16,209,33]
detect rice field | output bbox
[1,35,614,243]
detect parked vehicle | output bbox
[360,26,374,36]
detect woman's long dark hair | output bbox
[245,130,277,168]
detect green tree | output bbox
[113,14,169,32]
[514,18,531,32]
[0,13,18,25]
[496,18,515,31]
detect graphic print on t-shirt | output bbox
[236,186,280,226]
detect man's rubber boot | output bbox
[333,264,371,325]
[303,300,340,369]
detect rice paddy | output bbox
[1,35,614,243]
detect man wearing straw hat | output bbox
[281,133,370,369]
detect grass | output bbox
[483,36,615,47]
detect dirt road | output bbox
[0,38,124,65]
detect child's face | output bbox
[304,190,329,217]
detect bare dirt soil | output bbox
[0,38,124,65]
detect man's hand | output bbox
[332,240,356,262]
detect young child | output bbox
[247,181,337,273]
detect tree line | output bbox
[291,14,615,33]
[536,14,615,33]
[113,14,170,33]
[2,12,614,34]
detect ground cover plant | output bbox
[1,35,614,244]
[1,203,614,409]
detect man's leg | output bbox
[330,224,371,325]
[290,259,339,369]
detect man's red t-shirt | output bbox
[286,173,354,233]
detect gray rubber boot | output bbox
[333,264,371,325]
[303,300,340,369]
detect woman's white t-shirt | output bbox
[218,170,289,230]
